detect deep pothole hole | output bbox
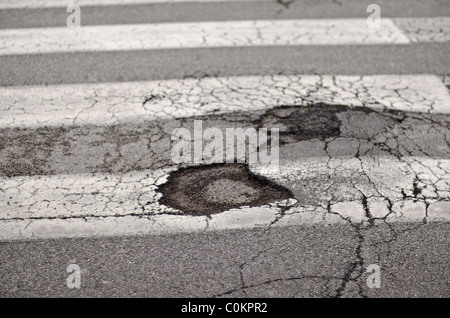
[157,163,293,216]
[254,103,347,144]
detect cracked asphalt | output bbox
[1,223,448,297]
[0,0,449,299]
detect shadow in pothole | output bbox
[254,103,351,144]
[157,163,293,216]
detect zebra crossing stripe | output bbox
[1,156,449,241]
[1,75,449,129]
[0,18,412,55]
[0,0,275,9]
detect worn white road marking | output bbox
[393,17,450,43]
[1,74,449,129]
[0,156,448,241]
[0,0,276,9]
[0,19,411,55]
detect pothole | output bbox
[204,179,259,204]
[254,103,349,144]
[157,163,293,216]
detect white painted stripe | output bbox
[0,156,448,241]
[0,0,275,9]
[393,17,450,43]
[0,19,411,55]
[1,75,449,129]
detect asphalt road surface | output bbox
[0,0,449,299]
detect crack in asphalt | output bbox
[1,104,448,177]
